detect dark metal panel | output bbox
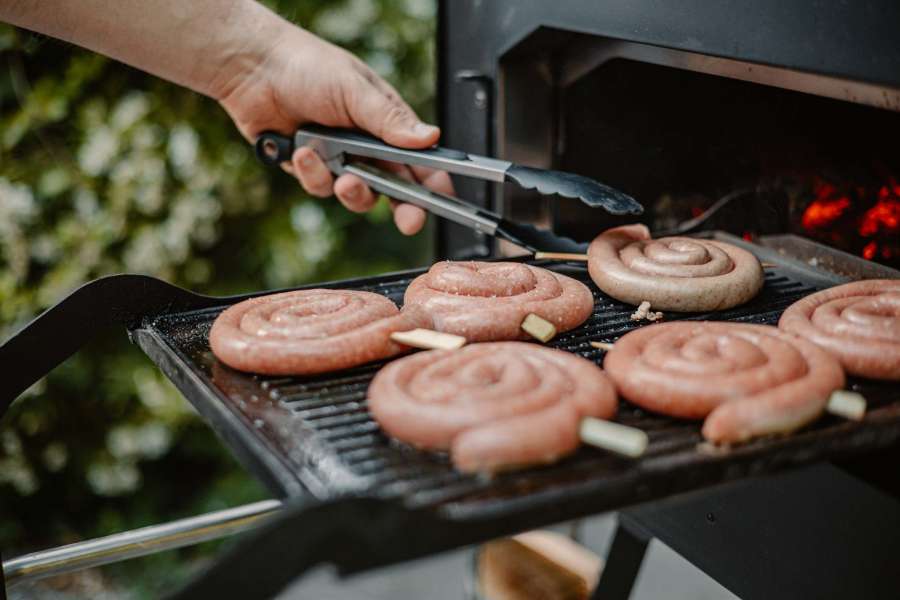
[615,463,900,600]
[437,1,493,259]
[442,1,900,88]
[0,275,225,411]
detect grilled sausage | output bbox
[367,342,617,473]
[402,261,594,341]
[779,279,900,380]
[209,289,425,375]
[587,224,763,311]
[603,321,844,443]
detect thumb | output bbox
[350,83,440,149]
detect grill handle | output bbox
[166,496,496,600]
[0,274,224,414]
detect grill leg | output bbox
[591,516,650,600]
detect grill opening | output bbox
[498,38,900,270]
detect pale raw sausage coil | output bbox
[368,342,617,473]
[402,261,594,341]
[209,289,424,375]
[603,322,845,443]
[779,279,900,380]
[587,224,764,311]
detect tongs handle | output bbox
[256,125,643,214]
[255,125,512,182]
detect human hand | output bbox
[218,25,451,235]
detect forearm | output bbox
[0,0,294,99]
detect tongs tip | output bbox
[504,165,643,215]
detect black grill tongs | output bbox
[255,125,643,254]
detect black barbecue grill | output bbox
[5,0,900,597]
[4,231,899,598]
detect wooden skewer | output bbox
[391,329,467,350]
[826,390,866,421]
[533,252,589,262]
[761,262,777,268]
[521,313,557,343]
[589,341,615,351]
[579,417,648,458]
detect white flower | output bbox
[403,0,435,19]
[73,187,99,220]
[168,123,199,178]
[290,202,326,234]
[123,227,167,273]
[42,442,68,472]
[107,422,172,460]
[300,232,333,263]
[78,125,118,176]
[367,50,395,78]
[31,234,60,263]
[314,0,377,42]
[0,177,36,225]
[87,461,141,496]
[111,91,150,131]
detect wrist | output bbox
[202,1,295,102]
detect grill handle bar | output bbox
[3,499,281,589]
[165,496,509,600]
[0,274,230,413]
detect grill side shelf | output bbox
[131,327,307,499]
[0,274,225,413]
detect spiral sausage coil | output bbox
[403,261,594,341]
[588,224,763,312]
[603,321,844,443]
[368,342,617,473]
[779,279,900,380]
[210,289,423,375]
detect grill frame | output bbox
[131,233,900,529]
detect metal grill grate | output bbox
[140,253,900,521]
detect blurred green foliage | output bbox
[0,0,435,596]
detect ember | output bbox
[798,176,899,268]
[800,181,851,230]
[863,241,878,260]
[859,182,900,237]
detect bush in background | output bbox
[0,1,435,595]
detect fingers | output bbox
[392,201,427,235]
[347,74,440,149]
[291,146,333,197]
[410,165,455,196]
[334,174,378,213]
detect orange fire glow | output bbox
[862,241,878,260]
[800,180,852,230]
[858,183,900,237]
[801,197,851,230]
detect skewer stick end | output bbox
[826,390,866,421]
[579,417,648,458]
[589,341,615,352]
[533,251,590,262]
[522,313,557,343]
[391,329,467,351]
